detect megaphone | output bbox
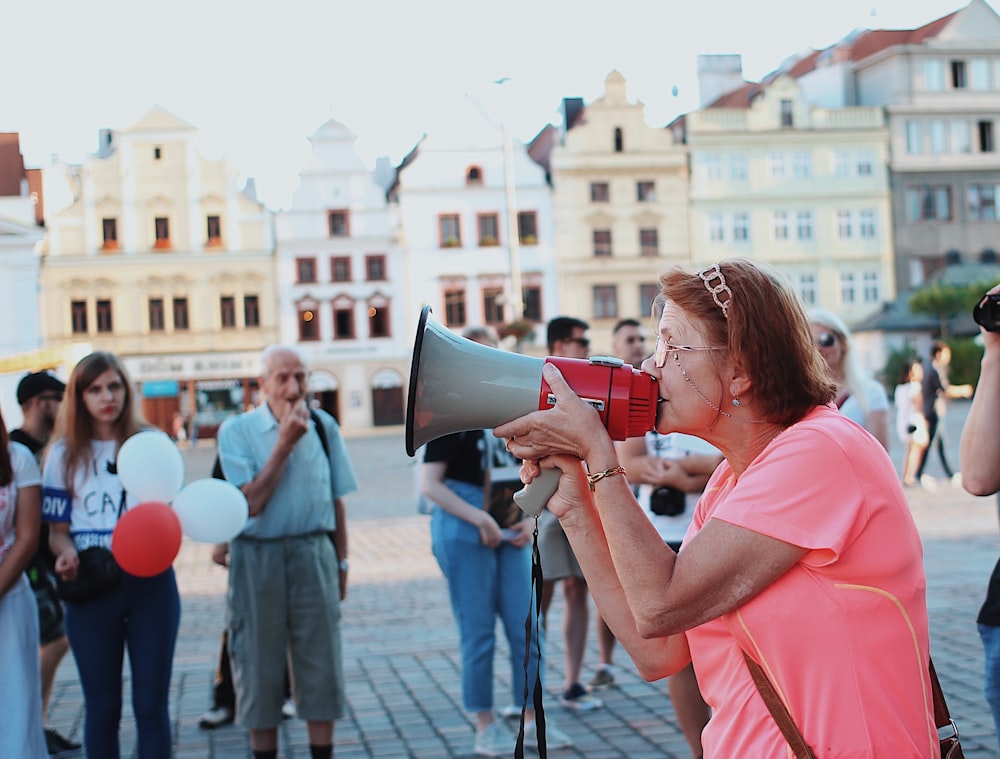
[405,306,658,515]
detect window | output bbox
[798,274,817,306]
[637,181,655,202]
[296,257,317,283]
[833,150,851,177]
[298,304,320,341]
[856,151,874,176]
[206,215,222,245]
[154,217,170,249]
[797,211,814,240]
[772,211,789,241]
[951,60,967,89]
[729,153,748,181]
[590,182,610,202]
[444,289,466,327]
[478,213,500,246]
[792,152,811,179]
[732,213,750,242]
[102,218,118,250]
[522,286,542,322]
[930,121,946,154]
[173,298,189,330]
[639,228,659,256]
[968,184,1000,220]
[840,272,857,305]
[837,210,853,239]
[220,296,236,328]
[592,285,618,319]
[154,146,162,160]
[483,288,505,325]
[333,299,355,339]
[640,283,660,316]
[709,214,724,242]
[906,121,922,154]
[972,59,991,90]
[863,271,881,303]
[148,298,165,331]
[770,152,786,179]
[71,300,88,334]
[951,120,972,153]
[244,295,260,328]
[593,229,612,257]
[780,99,793,127]
[906,185,952,221]
[328,210,349,237]
[517,211,537,244]
[614,127,624,153]
[466,166,483,186]
[365,255,386,281]
[439,214,461,247]
[859,210,877,238]
[979,120,994,152]
[924,60,945,91]
[331,256,351,282]
[704,154,723,181]
[368,300,390,338]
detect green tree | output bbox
[908,283,983,338]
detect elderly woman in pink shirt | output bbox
[498,258,938,757]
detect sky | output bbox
[3,0,990,210]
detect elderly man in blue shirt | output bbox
[218,345,357,759]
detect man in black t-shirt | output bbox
[10,370,81,756]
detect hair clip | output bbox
[698,263,732,319]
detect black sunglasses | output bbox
[816,332,837,348]
[564,336,590,348]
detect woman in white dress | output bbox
[894,358,928,486]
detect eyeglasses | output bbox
[564,336,590,349]
[816,332,837,349]
[624,336,646,344]
[654,336,724,368]
[36,393,63,403]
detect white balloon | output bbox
[117,430,185,503]
[172,478,249,544]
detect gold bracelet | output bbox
[587,465,627,491]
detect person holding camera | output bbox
[497,259,938,755]
[960,283,1000,748]
[618,428,721,758]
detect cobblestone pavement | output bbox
[42,401,1000,757]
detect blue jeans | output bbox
[980,623,1000,749]
[65,568,180,759]
[431,479,542,713]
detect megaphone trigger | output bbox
[512,469,561,517]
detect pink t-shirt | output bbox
[687,405,938,758]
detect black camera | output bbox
[649,486,686,517]
[973,292,1000,333]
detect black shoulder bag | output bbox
[56,489,125,604]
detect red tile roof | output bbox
[848,11,956,62]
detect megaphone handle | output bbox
[512,468,562,517]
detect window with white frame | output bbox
[930,120,946,154]
[772,211,789,240]
[798,273,817,306]
[704,154,723,181]
[770,152,786,179]
[857,150,874,176]
[840,272,857,305]
[833,150,851,177]
[972,59,991,91]
[906,185,952,221]
[797,211,814,240]
[951,120,972,153]
[968,184,1000,221]
[793,152,811,178]
[859,209,877,238]
[924,60,945,91]
[592,285,618,319]
[733,213,750,242]
[862,271,880,303]
[729,153,748,181]
[708,213,725,242]
[906,121,922,154]
[837,210,852,239]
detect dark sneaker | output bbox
[197,705,234,729]
[587,667,615,690]
[559,682,603,711]
[45,728,82,757]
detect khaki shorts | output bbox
[227,533,344,729]
[537,509,583,580]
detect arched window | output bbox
[466,166,483,186]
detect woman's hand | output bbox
[477,513,504,547]
[507,517,535,548]
[517,456,592,521]
[54,549,79,582]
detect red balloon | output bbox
[111,502,182,577]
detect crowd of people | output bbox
[2,261,996,757]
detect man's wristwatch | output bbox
[338,559,349,572]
